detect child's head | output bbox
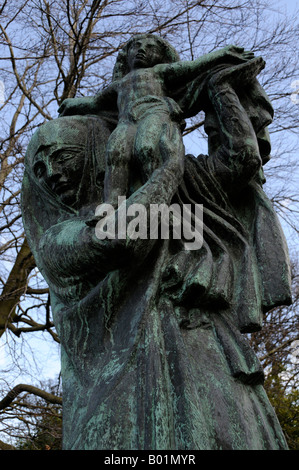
[113,34,180,80]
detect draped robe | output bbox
[21,113,292,450]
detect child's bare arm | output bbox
[155,45,254,85]
[58,83,117,117]
[58,96,98,116]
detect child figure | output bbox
[59,34,255,206]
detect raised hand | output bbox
[218,45,256,64]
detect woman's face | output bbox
[27,116,110,211]
[33,143,85,208]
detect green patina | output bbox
[21,34,292,450]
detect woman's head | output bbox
[25,115,110,211]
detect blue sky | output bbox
[1,0,298,414]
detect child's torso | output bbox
[117,68,165,115]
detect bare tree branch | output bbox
[0,384,62,411]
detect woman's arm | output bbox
[39,122,185,279]
[205,60,264,191]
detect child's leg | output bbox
[104,121,136,205]
[134,114,183,183]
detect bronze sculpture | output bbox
[21,34,292,450]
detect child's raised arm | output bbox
[155,45,255,85]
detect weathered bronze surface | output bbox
[22,34,292,450]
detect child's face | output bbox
[127,38,164,70]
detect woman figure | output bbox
[22,60,291,450]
